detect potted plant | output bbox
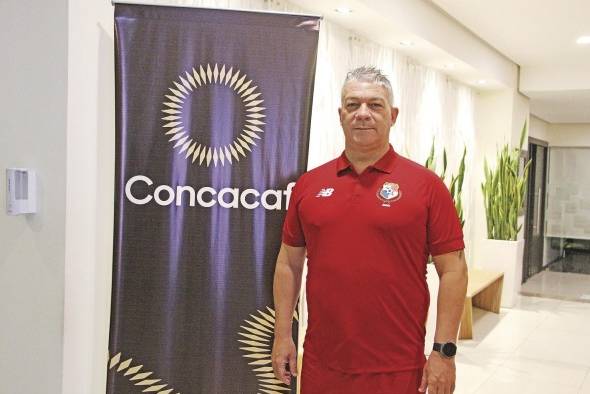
[479,121,531,307]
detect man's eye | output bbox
[369,103,383,109]
[347,103,359,109]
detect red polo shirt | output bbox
[282,145,464,374]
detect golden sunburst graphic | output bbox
[108,352,180,394]
[162,63,266,167]
[238,306,299,394]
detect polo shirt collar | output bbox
[336,145,398,175]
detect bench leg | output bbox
[472,277,503,313]
[459,298,473,340]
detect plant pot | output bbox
[477,238,524,308]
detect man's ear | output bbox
[391,107,399,124]
[338,107,343,123]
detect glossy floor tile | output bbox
[548,251,590,275]
[521,271,590,302]
[455,295,590,394]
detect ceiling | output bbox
[430,0,590,123]
[289,0,590,123]
[287,0,506,90]
[430,0,590,67]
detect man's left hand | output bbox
[419,351,456,394]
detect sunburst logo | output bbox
[108,352,180,394]
[238,306,298,393]
[162,63,266,167]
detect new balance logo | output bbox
[316,188,334,197]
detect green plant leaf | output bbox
[481,121,530,240]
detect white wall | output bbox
[471,89,512,264]
[62,0,115,393]
[521,64,590,92]
[548,123,590,147]
[0,0,68,392]
[511,92,530,151]
[529,115,551,143]
[528,118,590,147]
[471,89,530,268]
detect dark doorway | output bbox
[523,138,549,283]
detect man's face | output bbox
[339,81,399,150]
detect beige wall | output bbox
[0,0,68,392]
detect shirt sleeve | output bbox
[281,175,306,247]
[426,175,465,256]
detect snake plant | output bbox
[481,122,532,241]
[425,139,467,228]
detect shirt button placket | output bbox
[352,174,362,204]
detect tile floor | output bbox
[521,271,590,302]
[547,251,590,275]
[455,295,590,393]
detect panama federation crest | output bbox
[377,182,402,206]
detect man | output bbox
[272,66,468,394]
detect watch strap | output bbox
[432,342,456,358]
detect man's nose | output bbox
[354,103,371,120]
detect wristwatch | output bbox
[432,342,457,358]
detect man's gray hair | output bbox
[342,66,394,105]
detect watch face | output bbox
[442,342,457,357]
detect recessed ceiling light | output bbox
[477,79,487,85]
[444,63,455,70]
[576,36,590,45]
[335,6,352,14]
[399,41,414,47]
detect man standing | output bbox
[272,66,468,394]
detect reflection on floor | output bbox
[548,251,590,275]
[521,271,590,302]
[456,295,590,394]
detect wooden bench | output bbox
[459,268,504,340]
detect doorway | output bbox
[522,138,548,283]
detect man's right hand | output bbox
[272,336,298,385]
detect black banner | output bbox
[107,5,319,393]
